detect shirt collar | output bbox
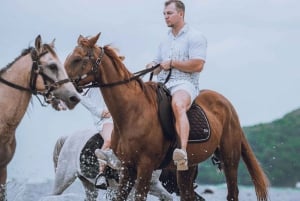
[168,23,189,38]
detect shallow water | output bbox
[6,179,300,201]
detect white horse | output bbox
[52,128,173,201]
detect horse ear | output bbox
[119,56,125,61]
[35,35,42,53]
[49,38,56,48]
[89,32,101,47]
[77,35,84,45]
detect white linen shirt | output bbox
[80,88,110,132]
[153,24,207,91]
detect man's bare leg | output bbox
[171,90,191,171]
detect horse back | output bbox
[193,89,244,149]
[195,89,239,126]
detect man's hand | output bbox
[160,60,172,70]
[146,62,156,69]
[101,109,111,118]
[146,61,163,75]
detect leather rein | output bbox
[72,46,169,91]
[0,47,70,106]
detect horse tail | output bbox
[241,132,269,201]
[53,135,68,172]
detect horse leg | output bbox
[78,176,98,201]
[112,166,135,201]
[149,170,173,201]
[176,166,198,201]
[52,165,77,195]
[191,167,206,201]
[133,167,153,201]
[220,134,241,201]
[159,168,180,196]
[0,138,16,201]
[0,167,7,201]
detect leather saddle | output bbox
[156,82,211,143]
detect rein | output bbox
[0,76,35,93]
[72,46,169,90]
[81,64,161,89]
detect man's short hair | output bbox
[165,0,185,13]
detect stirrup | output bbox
[211,154,222,171]
[94,173,108,190]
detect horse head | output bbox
[64,33,127,92]
[32,35,80,109]
[0,35,81,201]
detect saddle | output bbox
[79,134,118,181]
[156,83,211,143]
[80,134,102,178]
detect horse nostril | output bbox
[70,96,80,104]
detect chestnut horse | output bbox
[64,33,269,201]
[0,35,80,201]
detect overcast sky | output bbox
[1,0,299,180]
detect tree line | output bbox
[196,108,300,187]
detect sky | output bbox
[1,0,299,181]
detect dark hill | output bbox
[196,108,300,187]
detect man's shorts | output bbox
[166,80,198,106]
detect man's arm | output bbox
[146,61,163,75]
[80,91,104,118]
[160,59,205,72]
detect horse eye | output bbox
[48,64,58,72]
[72,58,82,64]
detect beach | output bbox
[6,179,300,201]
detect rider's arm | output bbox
[80,89,105,118]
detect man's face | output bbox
[163,3,183,27]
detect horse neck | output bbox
[99,62,147,124]
[0,54,33,129]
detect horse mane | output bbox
[77,37,157,103]
[103,45,157,104]
[0,47,34,75]
[43,44,57,58]
[0,44,56,76]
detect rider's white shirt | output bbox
[80,88,112,132]
[153,23,207,92]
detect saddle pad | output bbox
[79,134,118,180]
[156,83,210,143]
[80,134,102,179]
[187,103,211,143]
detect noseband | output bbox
[0,47,71,105]
[71,46,104,92]
[29,48,70,97]
[84,46,105,83]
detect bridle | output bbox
[71,46,161,91]
[0,47,71,106]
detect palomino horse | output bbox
[0,35,80,201]
[64,33,269,201]
[52,128,173,201]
